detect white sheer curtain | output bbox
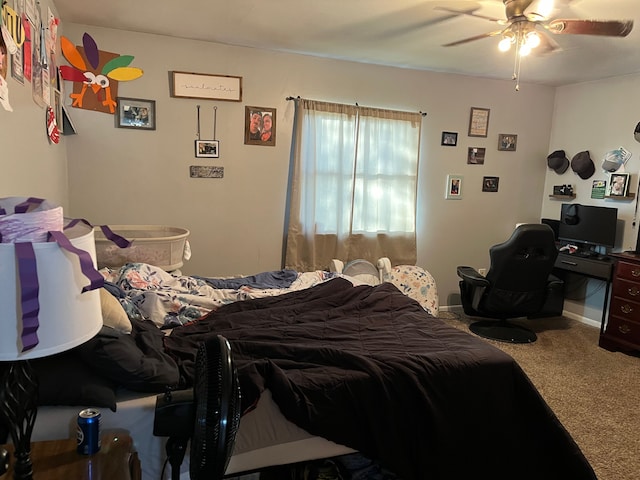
[284,98,422,271]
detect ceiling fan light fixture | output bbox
[498,36,513,52]
[519,43,532,56]
[525,31,541,49]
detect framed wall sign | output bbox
[115,97,156,130]
[171,71,242,102]
[468,107,490,137]
[190,166,224,178]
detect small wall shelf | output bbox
[604,193,636,201]
[549,194,576,200]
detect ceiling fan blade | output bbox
[547,19,633,36]
[442,30,503,47]
[434,6,505,24]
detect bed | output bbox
[24,261,595,480]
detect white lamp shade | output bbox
[0,224,102,360]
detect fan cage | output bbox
[190,336,241,480]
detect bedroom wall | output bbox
[60,23,556,307]
[541,73,640,323]
[0,1,68,209]
[2,7,637,324]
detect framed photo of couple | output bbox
[244,106,276,146]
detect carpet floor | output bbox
[439,311,640,480]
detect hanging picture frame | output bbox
[441,131,458,146]
[445,174,463,200]
[244,106,276,146]
[482,176,500,192]
[468,107,490,137]
[467,147,486,165]
[115,97,156,130]
[195,140,220,158]
[498,134,517,151]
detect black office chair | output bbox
[457,224,564,343]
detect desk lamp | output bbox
[0,222,103,480]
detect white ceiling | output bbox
[54,0,640,87]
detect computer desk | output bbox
[554,252,615,330]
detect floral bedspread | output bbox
[101,263,338,328]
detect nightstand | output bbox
[2,431,140,480]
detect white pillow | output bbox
[99,288,132,334]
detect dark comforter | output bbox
[165,278,596,480]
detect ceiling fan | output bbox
[437,0,633,89]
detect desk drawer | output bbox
[612,278,640,302]
[555,254,613,280]
[615,261,640,282]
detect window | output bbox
[285,99,422,270]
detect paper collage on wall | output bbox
[0,2,62,115]
[60,32,143,114]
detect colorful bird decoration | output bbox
[59,33,143,114]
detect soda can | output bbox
[76,408,101,455]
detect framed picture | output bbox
[244,106,276,146]
[498,134,517,151]
[170,71,242,102]
[441,131,458,146]
[468,107,490,137]
[195,140,219,158]
[115,97,156,130]
[482,176,499,192]
[445,174,463,200]
[609,173,630,196]
[467,147,486,165]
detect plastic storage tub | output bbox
[94,225,190,271]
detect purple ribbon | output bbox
[64,218,132,248]
[13,197,45,214]
[15,242,40,352]
[49,231,105,292]
[5,208,108,352]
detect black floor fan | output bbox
[153,335,242,480]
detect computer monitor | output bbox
[558,203,617,250]
[541,218,560,241]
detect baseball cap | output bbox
[571,151,595,180]
[547,150,569,174]
[602,148,629,172]
[635,122,640,143]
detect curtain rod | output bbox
[286,96,427,116]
